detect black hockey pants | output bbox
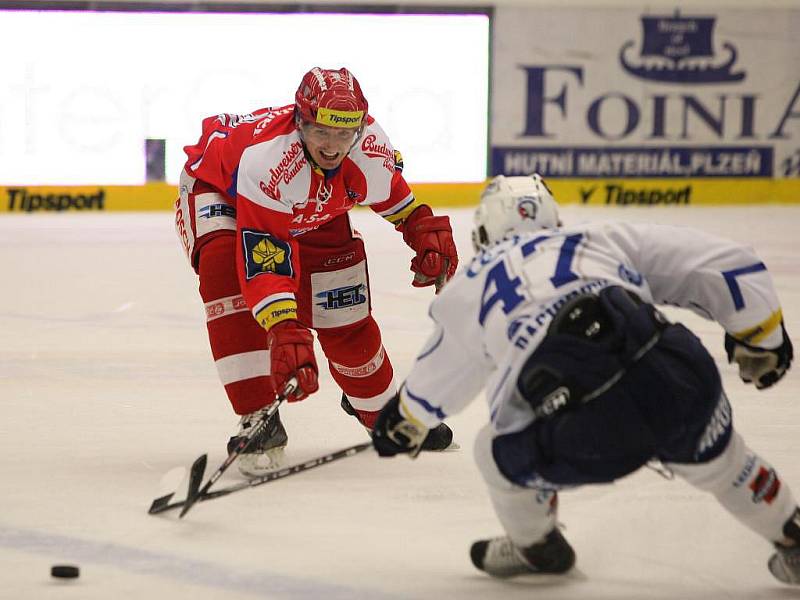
[493,286,730,487]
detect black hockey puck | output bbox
[51,565,80,579]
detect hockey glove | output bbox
[267,320,319,401]
[725,322,793,390]
[372,393,428,458]
[398,205,458,293]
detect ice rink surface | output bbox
[1,204,798,599]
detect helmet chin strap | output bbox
[347,123,366,152]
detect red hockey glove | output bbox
[399,205,458,293]
[266,320,319,401]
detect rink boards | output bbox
[1,178,798,213]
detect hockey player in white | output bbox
[371,174,798,584]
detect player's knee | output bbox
[671,430,747,492]
[198,235,238,300]
[318,317,382,359]
[474,425,519,491]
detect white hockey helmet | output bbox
[471,173,561,251]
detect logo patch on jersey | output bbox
[750,467,781,504]
[315,284,366,310]
[260,140,305,201]
[361,134,395,171]
[314,180,333,212]
[242,230,293,280]
[215,112,258,128]
[198,203,236,219]
[517,197,538,220]
[322,251,356,267]
[733,454,757,488]
[618,264,644,286]
[695,393,732,460]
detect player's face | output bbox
[300,122,360,169]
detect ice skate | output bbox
[341,394,458,451]
[227,407,288,477]
[470,528,575,578]
[769,543,800,585]
[769,507,800,585]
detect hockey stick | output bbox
[177,378,297,518]
[148,440,373,515]
[148,378,296,517]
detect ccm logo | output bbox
[323,252,356,267]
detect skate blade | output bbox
[769,552,800,585]
[237,447,287,478]
[424,440,461,453]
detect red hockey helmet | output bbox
[294,67,368,129]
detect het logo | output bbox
[315,284,366,310]
[198,204,236,219]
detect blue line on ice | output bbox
[0,525,403,599]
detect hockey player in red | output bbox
[175,67,458,476]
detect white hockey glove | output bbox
[372,393,429,458]
[725,323,793,390]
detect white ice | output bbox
[1,204,798,599]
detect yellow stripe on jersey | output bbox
[399,389,429,431]
[256,299,298,330]
[733,309,783,345]
[383,199,420,226]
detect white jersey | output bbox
[401,221,785,435]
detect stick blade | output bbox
[148,492,177,515]
[148,465,189,515]
[178,454,208,519]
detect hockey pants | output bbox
[474,311,797,547]
[178,176,396,423]
[475,423,797,547]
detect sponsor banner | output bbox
[493,146,773,178]
[492,6,800,188]
[0,183,175,213]
[548,178,800,206]
[1,179,798,213]
[410,179,800,206]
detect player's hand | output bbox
[400,205,458,293]
[267,320,319,401]
[372,393,429,458]
[725,323,793,390]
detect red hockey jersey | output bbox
[182,105,419,329]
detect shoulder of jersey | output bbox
[244,105,296,141]
[350,117,393,162]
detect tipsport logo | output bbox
[5,188,105,212]
[316,108,364,128]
